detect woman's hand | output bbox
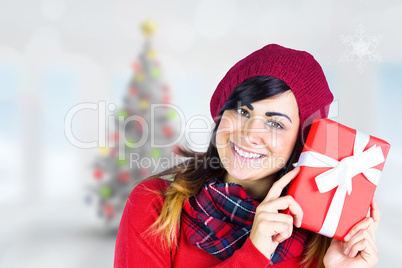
[249,167,303,259]
[323,196,380,268]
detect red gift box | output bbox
[286,118,390,241]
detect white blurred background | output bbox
[1,0,401,267]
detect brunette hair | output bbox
[146,76,331,267]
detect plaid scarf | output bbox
[182,179,309,263]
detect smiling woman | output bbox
[215,77,300,201]
[114,44,380,268]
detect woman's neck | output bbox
[223,173,276,201]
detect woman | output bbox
[114,44,379,267]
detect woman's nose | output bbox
[243,118,267,146]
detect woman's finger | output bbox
[257,196,303,227]
[252,218,292,242]
[263,166,300,203]
[344,228,376,257]
[348,235,377,261]
[370,195,380,231]
[273,232,292,244]
[249,219,291,259]
[254,211,294,240]
[345,228,378,265]
[268,221,293,243]
[256,211,293,240]
[344,217,374,242]
[255,211,294,225]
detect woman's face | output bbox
[216,90,300,182]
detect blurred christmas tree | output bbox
[87,21,180,230]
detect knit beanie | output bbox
[210,44,334,145]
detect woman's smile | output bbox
[231,141,266,161]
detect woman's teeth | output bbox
[234,144,263,159]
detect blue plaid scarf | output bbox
[182,179,309,263]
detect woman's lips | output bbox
[230,141,266,162]
[231,141,266,155]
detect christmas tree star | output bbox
[141,20,157,37]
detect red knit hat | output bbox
[210,44,334,143]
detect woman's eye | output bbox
[267,121,283,129]
[236,108,249,117]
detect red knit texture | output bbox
[210,44,334,144]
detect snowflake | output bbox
[340,24,382,73]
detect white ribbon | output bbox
[297,130,385,237]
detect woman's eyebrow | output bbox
[265,112,292,123]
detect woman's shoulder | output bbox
[127,178,170,208]
[132,177,170,193]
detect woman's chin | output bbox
[227,165,281,183]
[227,168,259,182]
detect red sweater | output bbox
[114,178,310,267]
